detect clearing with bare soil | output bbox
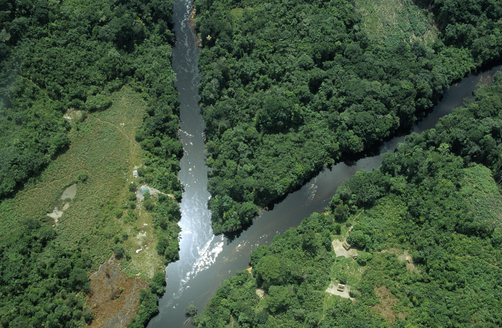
[371,286,406,323]
[332,239,358,258]
[87,256,148,328]
[325,282,355,301]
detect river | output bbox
[146,1,502,327]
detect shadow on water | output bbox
[146,0,502,326]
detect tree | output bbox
[255,255,284,288]
[185,303,198,317]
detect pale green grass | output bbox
[355,0,438,46]
[0,87,164,275]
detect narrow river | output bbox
[146,1,502,327]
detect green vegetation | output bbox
[356,0,439,46]
[194,73,502,326]
[128,271,167,328]
[0,0,176,198]
[0,219,93,327]
[0,0,181,326]
[195,0,502,233]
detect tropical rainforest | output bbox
[194,70,502,328]
[0,0,181,326]
[1,0,502,327]
[194,0,502,233]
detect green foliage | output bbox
[128,268,168,327]
[149,270,167,297]
[0,0,177,199]
[129,182,138,192]
[433,0,502,66]
[155,221,181,264]
[127,289,159,328]
[196,77,502,327]
[195,0,492,234]
[266,285,292,313]
[77,172,88,183]
[0,0,182,327]
[0,219,92,327]
[255,255,284,289]
[185,304,198,317]
[85,94,112,112]
[347,230,370,249]
[114,243,124,259]
[196,211,382,327]
[356,253,373,266]
[332,203,349,223]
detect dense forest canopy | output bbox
[194,72,502,328]
[0,219,93,327]
[194,0,502,233]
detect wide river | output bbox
[147,1,502,327]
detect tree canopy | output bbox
[0,0,181,326]
[194,71,502,328]
[194,0,502,233]
[0,0,180,199]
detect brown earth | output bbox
[371,286,405,323]
[86,256,148,328]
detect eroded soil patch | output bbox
[371,286,405,323]
[87,256,148,328]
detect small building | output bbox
[353,253,359,260]
[337,284,345,292]
[342,241,351,250]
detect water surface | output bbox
[146,1,502,326]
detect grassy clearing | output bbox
[0,87,164,276]
[355,0,438,46]
[462,165,502,230]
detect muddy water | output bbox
[61,183,77,200]
[145,1,502,326]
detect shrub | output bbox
[185,304,198,317]
[356,253,373,266]
[114,244,124,259]
[77,172,88,182]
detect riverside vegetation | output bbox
[194,0,502,233]
[1,0,501,327]
[0,0,182,327]
[194,69,502,328]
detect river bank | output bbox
[147,0,502,323]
